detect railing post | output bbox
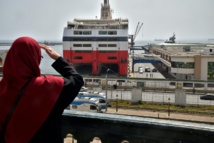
[64,134,77,143]
[121,140,129,143]
[90,137,102,143]
[168,98,171,117]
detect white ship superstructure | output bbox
[62,0,129,76]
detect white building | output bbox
[151,44,214,81]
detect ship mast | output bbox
[101,0,112,19]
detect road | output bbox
[106,108,214,124]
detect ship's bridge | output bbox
[67,18,129,29]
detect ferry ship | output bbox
[62,0,129,76]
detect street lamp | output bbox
[176,64,178,80]
[105,69,110,100]
[168,97,171,117]
[176,63,181,88]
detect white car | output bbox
[80,86,88,92]
[138,67,144,74]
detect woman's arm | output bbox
[40,44,84,110]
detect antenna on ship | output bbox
[101,0,112,19]
[104,0,109,5]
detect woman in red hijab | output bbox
[0,37,84,143]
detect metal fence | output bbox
[105,90,214,106]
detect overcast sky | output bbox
[0,0,214,42]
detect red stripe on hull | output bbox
[63,50,128,76]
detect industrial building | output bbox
[150,44,214,81]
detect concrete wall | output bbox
[131,88,142,103]
[201,56,214,80]
[62,110,214,143]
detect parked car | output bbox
[77,93,110,107]
[70,98,102,113]
[138,67,143,74]
[152,68,158,72]
[89,98,108,112]
[145,67,150,72]
[200,93,214,100]
[80,86,88,92]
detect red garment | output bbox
[0,37,64,143]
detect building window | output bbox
[208,62,214,80]
[108,56,117,60]
[74,56,83,59]
[171,62,194,69]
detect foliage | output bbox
[109,100,214,115]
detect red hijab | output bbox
[0,37,64,142]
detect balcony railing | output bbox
[62,110,214,143]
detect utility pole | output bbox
[105,69,110,100]
[168,98,171,117]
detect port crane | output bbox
[129,22,143,73]
[129,22,143,47]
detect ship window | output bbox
[99,44,107,47]
[83,31,92,35]
[108,31,117,35]
[74,31,82,35]
[99,51,107,53]
[108,56,117,60]
[82,51,91,53]
[108,44,117,47]
[82,38,91,41]
[108,51,117,53]
[73,44,82,47]
[99,31,108,35]
[74,56,83,59]
[99,38,107,41]
[83,44,91,47]
[74,51,82,53]
[108,38,118,41]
